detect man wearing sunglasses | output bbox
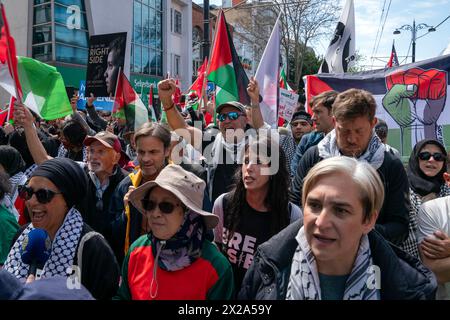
[158,77,265,204]
[290,88,410,246]
[417,157,450,299]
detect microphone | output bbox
[20,228,52,277]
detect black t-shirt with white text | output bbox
[221,199,272,293]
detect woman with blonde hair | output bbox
[239,156,437,300]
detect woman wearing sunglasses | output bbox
[212,136,301,293]
[400,139,450,258]
[115,164,234,300]
[3,158,120,300]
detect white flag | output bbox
[255,15,281,128]
[319,0,355,73]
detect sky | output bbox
[193,0,450,70]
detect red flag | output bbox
[0,4,22,102]
[387,41,400,68]
[172,78,182,106]
[189,57,208,98]
[149,84,154,107]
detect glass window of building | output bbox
[174,10,182,34]
[132,0,163,77]
[32,0,89,65]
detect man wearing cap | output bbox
[280,111,313,175]
[80,131,128,240]
[12,104,128,243]
[157,78,264,203]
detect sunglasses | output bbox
[141,199,182,214]
[18,185,62,204]
[418,151,446,162]
[217,112,243,122]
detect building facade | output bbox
[1,0,193,108]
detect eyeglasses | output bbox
[18,185,62,204]
[217,112,244,122]
[141,199,182,214]
[418,151,446,162]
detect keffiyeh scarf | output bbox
[57,144,88,162]
[286,227,380,300]
[1,172,27,221]
[318,130,386,169]
[4,208,83,279]
[150,210,205,272]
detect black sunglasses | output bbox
[18,185,62,204]
[141,199,182,214]
[418,151,446,162]
[217,111,243,122]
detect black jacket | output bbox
[289,146,410,244]
[73,224,120,300]
[78,165,127,245]
[238,220,437,300]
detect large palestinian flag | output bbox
[114,72,149,132]
[207,10,250,107]
[305,54,450,157]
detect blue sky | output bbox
[194,0,450,70]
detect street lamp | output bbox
[393,20,435,63]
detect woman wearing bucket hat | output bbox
[115,164,234,300]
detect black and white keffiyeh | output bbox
[286,226,380,300]
[57,144,88,162]
[3,208,83,279]
[0,172,27,221]
[318,130,386,169]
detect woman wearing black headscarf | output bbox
[3,158,120,300]
[401,139,449,258]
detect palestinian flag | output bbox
[113,72,149,132]
[387,41,400,68]
[280,66,293,91]
[1,56,72,120]
[0,95,14,125]
[0,3,22,102]
[207,10,250,107]
[304,54,450,157]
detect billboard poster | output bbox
[85,32,127,98]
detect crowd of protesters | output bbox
[0,75,449,301]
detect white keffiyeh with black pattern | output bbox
[318,129,385,169]
[286,226,380,300]
[4,208,83,279]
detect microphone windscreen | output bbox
[20,228,52,268]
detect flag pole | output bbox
[112,66,122,120]
[1,3,22,104]
[6,96,13,122]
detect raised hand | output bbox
[247,77,260,104]
[157,79,177,108]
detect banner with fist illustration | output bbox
[305,54,450,157]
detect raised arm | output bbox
[85,93,107,131]
[158,79,202,151]
[13,103,52,165]
[247,77,265,129]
